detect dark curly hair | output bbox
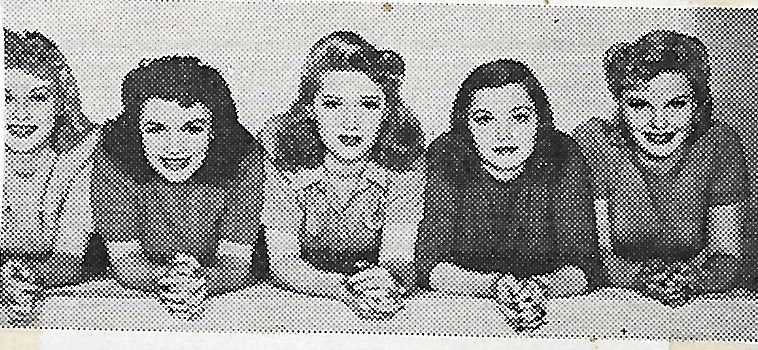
[272,31,425,172]
[102,55,258,184]
[604,30,713,142]
[4,28,94,154]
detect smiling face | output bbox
[313,70,386,163]
[621,71,696,158]
[5,68,57,153]
[139,98,213,183]
[467,84,539,172]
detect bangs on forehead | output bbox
[139,91,212,113]
[138,97,212,124]
[6,60,59,85]
[621,67,695,96]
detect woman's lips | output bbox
[338,134,363,147]
[493,145,519,155]
[643,132,676,145]
[160,156,191,171]
[6,124,38,138]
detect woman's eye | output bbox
[361,100,381,110]
[322,99,341,109]
[185,126,206,134]
[29,93,49,103]
[627,99,649,110]
[142,124,164,134]
[513,113,531,123]
[471,112,494,125]
[5,92,13,104]
[667,99,688,109]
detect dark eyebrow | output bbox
[29,86,51,95]
[626,96,649,103]
[182,117,211,127]
[510,106,534,114]
[322,94,342,100]
[141,119,164,127]
[670,94,691,101]
[470,108,491,115]
[360,95,382,100]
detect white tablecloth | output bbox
[2,280,756,340]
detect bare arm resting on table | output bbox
[429,262,588,299]
[266,228,352,301]
[201,240,255,296]
[688,203,743,294]
[429,262,502,298]
[106,241,169,293]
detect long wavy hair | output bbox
[4,28,94,154]
[101,56,257,184]
[271,31,425,172]
[604,30,713,144]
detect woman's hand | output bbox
[1,259,42,326]
[494,275,548,331]
[343,265,406,320]
[639,260,692,307]
[157,253,207,320]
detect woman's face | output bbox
[621,71,696,158]
[139,98,213,183]
[468,84,539,172]
[4,68,57,153]
[314,70,386,163]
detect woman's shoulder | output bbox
[426,131,470,169]
[44,127,103,206]
[428,131,466,153]
[257,112,292,158]
[572,117,615,148]
[554,129,584,154]
[546,130,594,189]
[385,159,426,187]
[237,135,267,169]
[700,119,744,147]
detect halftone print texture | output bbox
[2,0,757,342]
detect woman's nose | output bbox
[167,132,187,153]
[9,101,30,121]
[493,119,515,141]
[342,111,361,130]
[649,111,669,130]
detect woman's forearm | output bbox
[429,262,501,298]
[379,258,416,295]
[29,252,82,288]
[270,254,350,301]
[599,248,644,290]
[536,265,588,298]
[202,254,253,296]
[113,253,168,293]
[687,253,741,295]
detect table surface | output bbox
[2,279,756,341]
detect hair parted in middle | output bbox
[272,30,425,172]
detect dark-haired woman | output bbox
[261,31,425,320]
[2,29,100,325]
[574,30,749,306]
[416,59,603,331]
[92,56,266,319]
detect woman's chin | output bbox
[638,142,681,159]
[331,149,368,164]
[5,139,46,154]
[156,169,196,183]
